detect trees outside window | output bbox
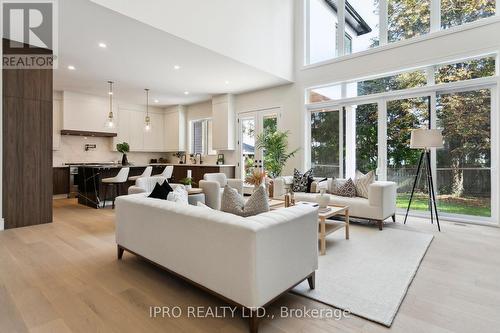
[310,110,341,177]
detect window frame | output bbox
[304,54,499,225]
[189,118,216,156]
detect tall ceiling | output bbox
[54,0,294,106]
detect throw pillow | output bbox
[354,170,375,198]
[167,186,188,205]
[221,185,270,217]
[161,180,174,194]
[242,185,270,217]
[335,178,357,197]
[328,177,347,195]
[148,182,169,200]
[293,168,313,192]
[221,185,245,215]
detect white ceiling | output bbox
[54,0,292,106]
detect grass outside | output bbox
[397,193,491,217]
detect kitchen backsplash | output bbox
[53,135,224,166]
[53,136,167,166]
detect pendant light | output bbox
[105,81,115,129]
[144,88,151,132]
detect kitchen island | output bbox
[75,163,235,208]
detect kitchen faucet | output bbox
[195,153,203,164]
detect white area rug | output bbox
[292,224,433,326]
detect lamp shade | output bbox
[410,129,444,149]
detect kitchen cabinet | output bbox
[62,91,118,134]
[115,107,165,152]
[170,165,235,186]
[53,167,69,195]
[164,105,186,151]
[212,94,235,150]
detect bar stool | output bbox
[128,166,152,182]
[102,167,130,209]
[160,165,174,181]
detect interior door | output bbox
[237,108,280,180]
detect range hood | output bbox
[60,129,117,137]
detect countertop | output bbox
[61,163,236,169]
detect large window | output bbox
[305,0,497,65]
[441,0,496,29]
[436,90,491,217]
[310,109,342,177]
[306,54,497,223]
[190,119,215,155]
[388,0,430,43]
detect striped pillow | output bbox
[354,170,375,198]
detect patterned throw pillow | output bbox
[221,185,269,217]
[243,186,270,217]
[328,177,347,195]
[336,178,357,197]
[354,170,375,198]
[221,185,245,215]
[167,186,189,205]
[293,168,313,192]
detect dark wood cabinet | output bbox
[53,167,70,195]
[2,38,53,229]
[170,165,235,187]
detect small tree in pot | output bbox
[256,130,299,197]
[116,142,130,165]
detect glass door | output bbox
[238,109,279,181]
[309,108,343,177]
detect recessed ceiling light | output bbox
[225,80,230,84]
[154,99,159,103]
[67,65,76,70]
[108,91,113,95]
[173,65,180,70]
[184,91,189,95]
[98,42,107,48]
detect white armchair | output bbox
[199,173,243,210]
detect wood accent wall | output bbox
[2,39,53,229]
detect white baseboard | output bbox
[0,218,4,231]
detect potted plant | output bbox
[116,142,130,165]
[256,130,299,197]
[179,177,196,190]
[245,169,267,191]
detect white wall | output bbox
[89,0,294,81]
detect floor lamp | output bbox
[403,128,444,232]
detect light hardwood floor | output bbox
[1,199,500,333]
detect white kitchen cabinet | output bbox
[212,94,235,150]
[62,91,118,134]
[144,112,165,151]
[115,108,166,152]
[164,105,186,151]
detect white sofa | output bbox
[115,194,318,332]
[274,176,397,230]
[127,176,205,206]
[199,173,244,209]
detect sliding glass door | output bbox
[386,96,431,212]
[310,108,343,178]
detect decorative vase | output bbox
[316,188,329,208]
[121,153,128,165]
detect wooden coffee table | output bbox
[268,200,349,255]
[318,205,349,255]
